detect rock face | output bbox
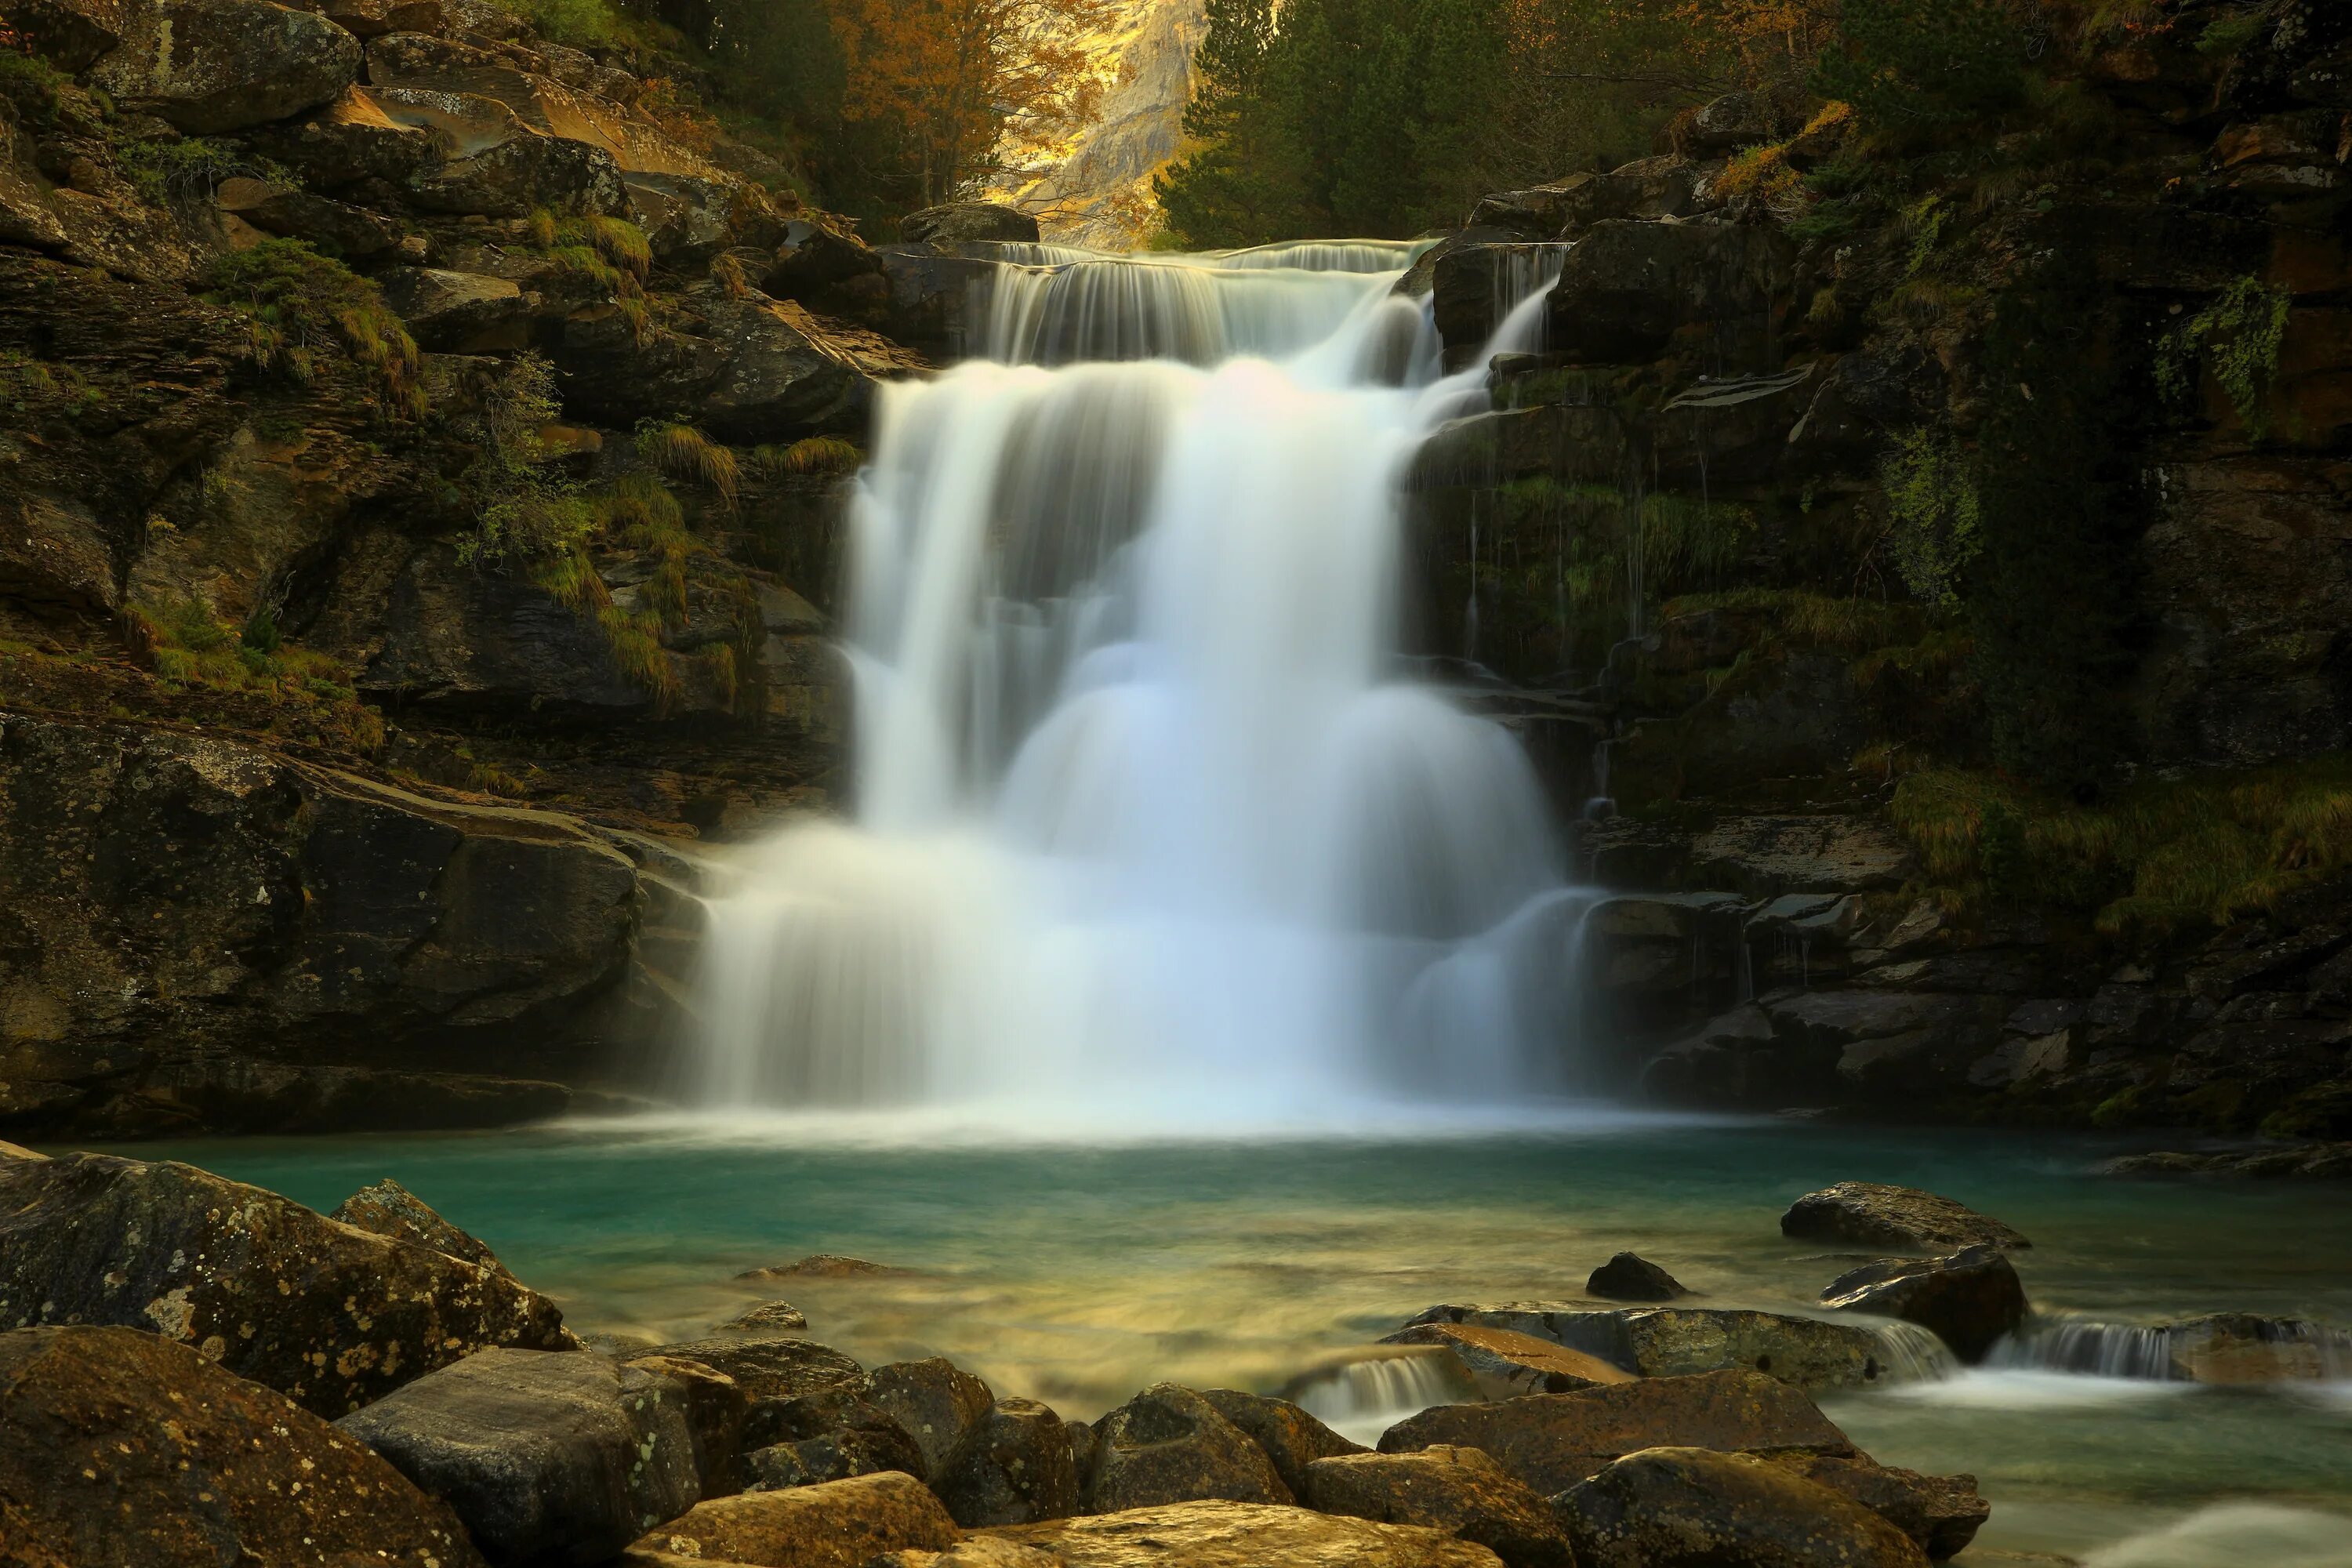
[633,1470,960,1568]
[1559,1447,1929,1568]
[1780,1184,2030,1252]
[1401,1305,1908,1392]
[1381,1324,1635,1399]
[1301,1446,1577,1568]
[1820,1246,2029,1363]
[0,1152,575,1416]
[1544,220,1795,365]
[90,0,365,136]
[1083,1383,1294,1510]
[933,1397,1083,1526]
[1587,1252,1690,1301]
[985,1500,1508,1567]
[339,1348,699,1566]
[0,1324,488,1568]
[1378,1370,1855,1495]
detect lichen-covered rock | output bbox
[1084,1383,1294,1511]
[1301,1446,1576,1568]
[339,1348,699,1566]
[1400,1305,1904,1392]
[1820,1246,2028,1363]
[1381,1323,1634,1399]
[0,1324,488,1568]
[985,1500,1508,1567]
[736,1381,927,1488]
[933,1396,1082,1527]
[627,1353,753,1497]
[0,1152,575,1415]
[632,1470,960,1568]
[1780,1456,1988,1560]
[901,202,1041,245]
[1199,1388,1367,1497]
[1379,1370,1856,1496]
[645,1334,865,1400]
[862,1356,996,1474]
[90,0,364,136]
[1780,1182,2030,1252]
[329,1177,510,1272]
[1560,1447,1928,1568]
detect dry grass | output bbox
[751,436,865,478]
[637,421,739,509]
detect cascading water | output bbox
[687,237,1583,1126]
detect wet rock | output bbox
[720,1300,811,1332]
[902,202,1040,245]
[1780,1181,2030,1252]
[1402,1305,1904,1392]
[871,1544,1065,1568]
[1820,1246,2027,1363]
[1199,1388,1367,1496]
[1084,1382,1294,1510]
[864,1357,996,1474]
[1545,219,1794,366]
[375,265,532,353]
[338,1348,699,1566]
[632,1470,959,1568]
[329,1176,507,1272]
[1587,1252,1689,1301]
[1467,180,1592,238]
[641,1334,865,1399]
[690,290,909,442]
[1381,1323,1635,1399]
[0,1152,574,1416]
[1689,815,1913,897]
[1431,241,1568,362]
[737,1254,913,1280]
[874,244,1003,358]
[0,1324,487,1568]
[1560,1446,1927,1568]
[627,1353,753,1497]
[90,0,364,136]
[933,1396,1083,1527]
[2100,1142,2352,1178]
[1379,1370,1856,1495]
[1782,1456,1989,1560]
[1302,1445,1576,1568]
[764,217,891,315]
[985,1499,1508,1566]
[2165,1312,2352,1382]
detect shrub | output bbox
[1811,0,2027,140]
[1880,429,1981,608]
[115,136,292,204]
[2155,275,2291,439]
[456,353,598,567]
[199,239,424,418]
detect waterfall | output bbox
[686,239,1578,1123]
[1987,1314,2352,1383]
[1281,1347,1483,1444]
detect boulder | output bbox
[1820,1246,2028,1363]
[1084,1383,1294,1511]
[213,174,404,256]
[2165,1313,2352,1382]
[1381,1323,1634,1399]
[691,291,919,441]
[2102,1142,2352,1178]
[322,0,448,37]
[1378,1370,1856,1496]
[1780,1456,1988,1560]
[932,1396,1083,1527]
[329,1177,508,1272]
[764,217,891,315]
[631,1470,960,1568]
[0,1152,574,1416]
[645,1334,865,1399]
[247,83,448,190]
[337,1348,699,1566]
[1561,158,1701,234]
[8,0,134,71]
[1680,92,1774,154]
[1587,1252,1689,1302]
[1544,220,1794,366]
[1780,1182,2029,1251]
[985,1500,1508,1567]
[902,202,1040,245]
[375,265,532,352]
[0,1324,487,1568]
[1198,1388,1367,1496]
[403,118,630,219]
[90,0,363,136]
[863,1357,996,1474]
[1302,1446,1576,1568]
[627,1353,753,1497]
[1400,1305,1904,1392]
[1560,1447,1927,1568]
[720,1301,811,1332]
[1466,180,1591,239]
[1431,241,1568,364]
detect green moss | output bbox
[200,239,424,419]
[2194,7,2270,57]
[0,45,73,125]
[0,350,105,418]
[1881,429,1980,608]
[127,595,386,750]
[2156,275,2292,439]
[116,136,294,205]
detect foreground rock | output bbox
[737,1382,929,1488]
[1780,1183,2030,1251]
[986,1499,1507,1566]
[0,1324,486,1568]
[1586,1252,1690,1301]
[1783,1456,1988,1559]
[645,1334,866,1398]
[330,1176,510,1272]
[338,1348,699,1566]
[1820,1246,2028,1363]
[1560,1447,1929,1568]
[1302,1446,1576,1568]
[633,1470,959,1568]
[1382,1323,1635,1398]
[1200,1388,1367,1496]
[1380,1370,1854,1494]
[1084,1383,1293,1510]
[867,1356,997,1473]
[934,1396,1083,1526]
[0,1152,574,1415]
[1402,1305,1904,1391]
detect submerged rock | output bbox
[1780,1182,2030,1251]
[983,1499,1507,1566]
[932,1396,1083,1526]
[0,1324,486,1568]
[1199,1388,1367,1497]
[1381,1323,1635,1398]
[1560,1446,1929,1568]
[720,1300,811,1333]
[633,1470,959,1568]
[1401,1304,1911,1391]
[1379,1370,1855,1495]
[337,1347,699,1566]
[1084,1383,1294,1511]
[737,1254,912,1280]
[2165,1313,2352,1382]
[1302,1445,1576,1568]
[1587,1251,1690,1301]
[0,1152,574,1416]
[1820,1245,2028,1363]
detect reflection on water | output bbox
[95,1120,2352,1563]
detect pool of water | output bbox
[86,1112,2352,1564]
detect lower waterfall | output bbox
[687,243,1583,1124]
